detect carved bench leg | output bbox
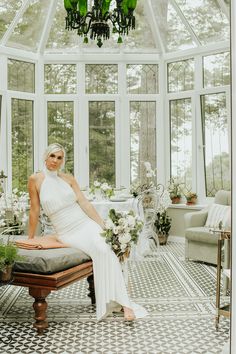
[29,288,51,335]
[87,274,96,304]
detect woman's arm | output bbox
[68,175,105,229]
[28,175,41,239]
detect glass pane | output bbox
[47,102,74,174]
[44,64,77,94]
[7,0,51,52]
[127,65,159,94]
[168,59,194,93]
[201,93,230,197]
[85,65,118,94]
[8,59,35,93]
[166,3,196,52]
[46,0,79,51]
[170,99,192,188]
[175,0,230,45]
[130,101,156,185]
[11,99,33,192]
[203,52,230,88]
[0,0,23,40]
[89,102,115,185]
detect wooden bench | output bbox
[2,243,96,335]
[12,261,95,335]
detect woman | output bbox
[28,143,147,321]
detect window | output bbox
[168,59,194,93]
[8,59,35,93]
[130,101,156,185]
[170,98,192,188]
[44,64,77,94]
[203,52,230,88]
[86,64,118,94]
[89,101,115,185]
[47,101,74,174]
[127,64,159,94]
[11,98,33,191]
[201,93,230,197]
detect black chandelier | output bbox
[64,0,138,47]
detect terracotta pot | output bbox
[186,197,197,205]
[171,197,181,204]
[156,233,169,246]
[0,264,13,282]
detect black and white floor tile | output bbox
[0,242,230,354]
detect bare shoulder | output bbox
[28,172,44,189]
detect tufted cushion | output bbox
[14,248,91,274]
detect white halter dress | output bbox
[40,168,147,320]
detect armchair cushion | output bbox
[205,203,230,229]
[185,227,218,245]
[184,209,208,228]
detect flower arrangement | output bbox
[101,209,143,262]
[185,191,198,205]
[130,161,156,198]
[90,180,114,199]
[167,178,183,203]
[0,188,29,235]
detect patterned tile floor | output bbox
[0,241,230,354]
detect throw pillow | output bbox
[205,203,231,229]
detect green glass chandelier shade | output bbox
[64,0,138,47]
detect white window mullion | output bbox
[78,63,88,188]
[157,56,166,185]
[119,62,129,189]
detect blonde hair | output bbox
[44,143,66,168]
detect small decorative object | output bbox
[167,178,183,204]
[101,208,143,262]
[90,180,114,200]
[0,188,29,235]
[100,182,114,199]
[154,210,172,245]
[64,0,138,47]
[0,240,23,282]
[185,192,198,205]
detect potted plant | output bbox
[167,178,183,204]
[185,192,198,205]
[154,210,172,245]
[0,239,23,282]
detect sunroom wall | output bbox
[0,45,231,201]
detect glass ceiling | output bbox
[0,0,230,54]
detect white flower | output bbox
[94,180,101,187]
[118,217,128,228]
[119,233,131,244]
[127,215,136,227]
[105,218,114,229]
[113,226,121,235]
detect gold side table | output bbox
[211,229,231,330]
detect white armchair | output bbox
[184,190,231,265]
